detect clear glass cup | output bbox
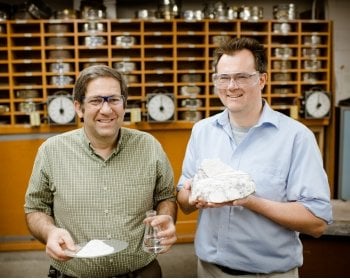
[142,210,164,253]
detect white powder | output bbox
[75,239,114,257]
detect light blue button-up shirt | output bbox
[177,101,332,273]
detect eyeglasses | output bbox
[85,95,125,108]
[212,72,260,89]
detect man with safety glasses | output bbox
[177,37,332,277]
[25,65,177,277]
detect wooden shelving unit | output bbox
[0,18,332,130]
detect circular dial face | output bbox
[48,95,76,124]
[305,91,331,118]
[147,94,175,122]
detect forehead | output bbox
[85,77,121,97]
[217,50,256,73]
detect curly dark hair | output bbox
[212,37,267,73]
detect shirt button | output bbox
[104,209,109,214]
[107,234,112,239]
[109,259,113,263]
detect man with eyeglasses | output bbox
[24,65,177,277]
[177,37,332,277]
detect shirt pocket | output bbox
[249,165,286,201]
[119,175,156,216]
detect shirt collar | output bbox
[214,99,279,129]
[79,127,122,157]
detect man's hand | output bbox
[46,227,76,261]
[144,214,177,254]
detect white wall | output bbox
[328,0,350,104]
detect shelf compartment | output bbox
[177,47,206,58]
[111,48,142,59]
[208,21,237,33]
[144,48,173,58]
[143,21,173,33]
[144,34,174,45]
[9,21,41,34]
[144,61,173,71]
[176,21,206,32]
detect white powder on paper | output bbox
[75,240,114,257]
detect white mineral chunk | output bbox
[190,159,255,203]
[75,239,114,257]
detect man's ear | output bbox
[259,73,267,91]
[74,101,84,118]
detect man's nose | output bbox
[100,100,113,111]
[227,77,239,88]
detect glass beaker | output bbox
[142,210,164,253]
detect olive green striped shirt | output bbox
[24,127,175,277]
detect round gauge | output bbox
[304,90,331,118]
[48,94,76,125]
[147,93,175,122]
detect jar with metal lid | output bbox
[181,74,202,83]
[158,0,178,19]
[83,62,107,69]
[211,35,231,45]
[180,111,202,122]
[0,10,8,20]
[16,90,40,99]
[47,24,70,33]
[48,50,72,59]
[274,47,293,58]
[273,4,296,20]
[113,62,136,73]
[304,60,321,70]
[180,85,201,97]
[273,87,293,94]
[18,101,39,113]
[115,36,136,48]
[182,10,204,20]
[251,6,263,21]
[181,98,203,108]
[47,37,71,46]
[302,48,320,59]
[273,60,292,70]
[55,9,78,19]
[273,73,292,81]
[50,62,72,74]
[81,8,106,20]
[273,22,291,34]
[82,22,105,33]
[51,76,74,86]
[303,35,321,45]
[239,6,251,20]
[124,74,139,83]
[135,9,156,19]
[303,72,318,82]
[213,1,227,19]
[84,36,106,47]
[0,104,9,114]
[227,6,239,19]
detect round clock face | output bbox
[305,91,331,118]
[48,95,76,124]
[147,94,175,122]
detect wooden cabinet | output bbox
[0,19,332,130]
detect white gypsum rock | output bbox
[190,159,255,203]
